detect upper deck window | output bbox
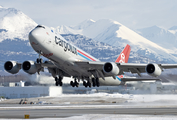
[36,25,45,29]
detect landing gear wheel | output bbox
[70,81,75,87]
[70,81,73,86]
[70,78,79,87]
[75,82,79,87]
[59,76,62,81]
[84,83,87,88]
[55,77,63,86]
[83,81,86,86]
[55,77,58,81]
[59,82,63,86]
[55,81,59,86]
[92,78,96,87]
[96,82,100,87]
[39,58,43,63]
[88,82,91,88]
[36,58,39,63]
[87,81,91,88]
[36,58,43,63]
[96,78,100,87]
[84,81,91,88]
[58,76,63,86]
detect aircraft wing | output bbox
[75,61,177,77]
[117,63,177,74]
[74,61,147,74]
[118,63,177,69]
[159,64,177,69]
[116,63,147,74]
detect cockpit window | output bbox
[36,25,45,29]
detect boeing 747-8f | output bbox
[4,25,177,87]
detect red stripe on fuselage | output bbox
[77,50,96,61]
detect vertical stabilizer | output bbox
[115,44,131,63]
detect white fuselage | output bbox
[28,25,122,86]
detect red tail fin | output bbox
[115,44,131,63]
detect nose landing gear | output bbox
[36,50,43,64]
[36,58,43,63]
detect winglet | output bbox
[115,44,131,63]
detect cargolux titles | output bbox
[55,36,77,55]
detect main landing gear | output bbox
[83,81,91,88]
[83,78,100,88]
[92,78,100,87]
[55,77,100,88]
[55,76,63,86]
[70,78,79,87]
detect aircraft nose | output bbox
[28,28,45,45]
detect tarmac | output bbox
[0,106,177,119]
[0,93,177,119]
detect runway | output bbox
[0,105,177,119]
[0,94,177,119]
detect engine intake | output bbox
[22,61,37,74]
[4,61,21,74]
[103,62,119,76]
[145,63,162,77]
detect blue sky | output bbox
[1,0,177,30]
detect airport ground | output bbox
[0,74,177,119]
[0,94,177,119]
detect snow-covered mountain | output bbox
[0,6,37,42]
[55,19,177,63]
[1,6,177,75]
[137,26,177,54]
[168,26,177,35]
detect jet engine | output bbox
[145,63,162,77]
[4,61,21,74]
[103,62,119,76]
[22,61,37,74]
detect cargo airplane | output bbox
[4,25,177,87]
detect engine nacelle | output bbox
[4,61,21,74]
[145,63,162,77]
[22,61,37,74]
[103,62,119,76]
